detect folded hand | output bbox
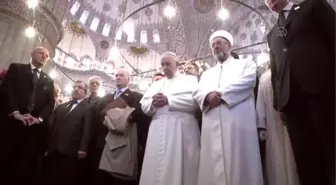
[77,151,87,159]
[152,93,168,107]
[206,91,222,109]
[12,113,29,126]
[23,114,41,126]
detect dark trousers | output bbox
[0,119,46,185]
[45,151,81,185]
[94,170,137,185]
[284,91,335,185]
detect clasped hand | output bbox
[13,113,40,126]
[206,91,222,109]
[152,93,168,108]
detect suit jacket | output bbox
[267,0,335,111]
[85,95,100,106]
[48,100,93,156]
[0,63,55,121]
[93,89,151,150]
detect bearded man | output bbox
[193,30,263,185]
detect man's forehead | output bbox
[116,69,129,76]
[34,47,48,53]
[211,37,228,44]
[185,64,195,68]
[75,81,86,86]
[161,55,176,62]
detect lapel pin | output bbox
[125,94,129,96]
[294,6,300,10]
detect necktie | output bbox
[115,89,122,98]
[65,100,78,114]
[28,68,39,112]
[88,96,96,104]
[32,68,39,87]
[278,10,287,27]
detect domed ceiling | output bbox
[52,0,335,93]
[85,0,163,24]
[53,0,275,92]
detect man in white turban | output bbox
[193,30,263,185]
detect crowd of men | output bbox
[0,0,334,185]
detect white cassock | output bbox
[193,57,263,185]
[139,72,200,185]
[256,69,300,185]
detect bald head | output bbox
[31,47,49,68]
[161,52,178,78]
[115,68,130,89]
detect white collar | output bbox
[163,71,180,80]
[283,2,294,11]
[216,56,234,67]
[115,87,128,93]
[30,63,41,72]
[72,98,84,104]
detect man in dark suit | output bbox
[92,69,151,185]
[45,80,93,185]
[265,0,335,185]
[0,47,55,185]
[80,76,103,185]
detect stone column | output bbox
[0,0,67,70]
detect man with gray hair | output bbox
[193,30,263,185]
[140,52,200,185]
[92,68,151,185]
[87,76,102,103]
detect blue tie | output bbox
[116,89,122,97]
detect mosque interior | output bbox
[0,0,335,100]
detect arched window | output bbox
[153,30,160,43]
[79,10,89,24]
[140,30,148,44]
[102,24,111,37]
[90,17,100,31]
[70,1,80,15]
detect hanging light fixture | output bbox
[109,46,120,60]
[65,84,73,94]
[218,8,229,20]
[25,26,36,38]
[27,0,39,9]
[164,5,176,18]
[49,69,57,79]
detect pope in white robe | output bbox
[256,69,300,185]
[193,30,263,185]
[139,52,200,185]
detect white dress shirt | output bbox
[30,63,41,78]
[282,2,294,19]
[114,87,128,99]
[69,98,84,112]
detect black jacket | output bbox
[267,0,335,111]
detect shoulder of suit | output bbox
[129,90,143,97]
[9,63,25,69]
[40,71,53,82]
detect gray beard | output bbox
[214,52,229,63]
